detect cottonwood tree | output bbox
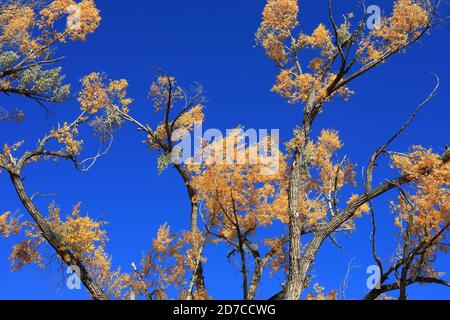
[0,0,100,116]
[74,73,211,299]
[187,132,288,300]
[256,0,449,300]
[1,0,449,301]
[0,0,123,300]
[0,75,134,299]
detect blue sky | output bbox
[0,0,449,300]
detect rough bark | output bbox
[287,150,450,300]
[247,263,263,300]
[285,113,315,300]
[174,163,207,298]
[247,244,285,300]
[285,152,303,300]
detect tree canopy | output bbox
[0,0,449,300]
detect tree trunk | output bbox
[248,260,264,300]
[285,152,303,300]
[174,164,207,298]
[285,116,313,300]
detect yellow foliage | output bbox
[290,130,357,226]
[260,0,298,34]
[133,225,207,300]
[176,104,205,132]
[149,75,184,111]
[148,104,204,148]
[358,0,430,63]
[48,203,106,259]
[50,122,83,155]
[49,203,129,297]
[0,212,21,238]
[78,73,111,114]
[256,0,299,63]
[392,147,449,236]
[272,69,352,105]
[306,283,337,300]
[152,223,174,254]
[258,0,429,108]
[6,202,126,297]
[39,0,101,41]
[190,133,289,236]
[272,70,316,104]
[390,147,449,279]
[78,72,132,114]
[0,0,100,58]
[10,239,43,271]
[264,238,287,273]
[300,23,335,58]
[0,4,36,53]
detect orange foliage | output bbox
[0,212,21,238]
[290,130,357,226]
[39,0,101,41]
[129,224,207,300]
[306,283,337,300]
[258,0,431,107]
[358,0,430,63]
[390,147,449,278]
[0,5,36,53]
[78,72,132,115]
[5,202,127,297]
[50,122,83,155]
[0,0,100,57]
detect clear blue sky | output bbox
[0,0,449,300]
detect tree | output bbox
[0,79,130,299]
[0,0,449,300]
[256,0,449,300]
[0,0,100,116]
[0,0,115,300]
